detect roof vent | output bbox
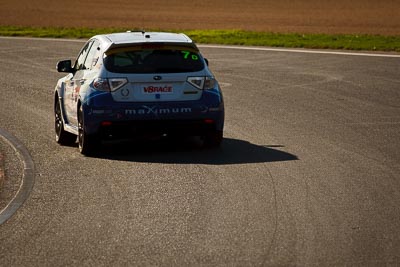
[145,34,150,39]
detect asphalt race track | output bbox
[1,37,400,266]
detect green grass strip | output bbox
[1,26,399,52]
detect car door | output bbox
[64,40,94,127]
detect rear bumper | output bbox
[82,101,224,136]
[99,119,219,139]
[81,87,224,136]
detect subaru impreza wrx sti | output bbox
[54,32,224,155]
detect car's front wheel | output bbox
[78,105,99,156]
[55,99,76,145]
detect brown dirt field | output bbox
[0,0,399,35]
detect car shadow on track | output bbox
[93,137,298,165]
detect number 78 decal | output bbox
[181,51,199,60]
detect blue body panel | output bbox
[80,87,224,135]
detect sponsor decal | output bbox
[73,86,80,103]
[143,85,173,94]
[125,106,192,115]
[121,88,130,97]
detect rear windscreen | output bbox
[104,49,205,74]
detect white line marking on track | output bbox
[0,36,85,43]
[0,128,35,225]
[198,44,400,58]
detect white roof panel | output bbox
[94,32,197,52]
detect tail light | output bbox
[187,76,216,90]
[93,78,128,92]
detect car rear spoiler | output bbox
[104,42,200,55]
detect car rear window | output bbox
[104,48,205,74]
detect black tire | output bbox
[78,105,99,156]
[203,130,223,148]
[55,99,76,145]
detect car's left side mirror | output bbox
[56,60,73,73]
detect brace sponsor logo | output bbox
[143,85,173,94]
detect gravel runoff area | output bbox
[1,0,400,35]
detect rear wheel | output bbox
[78,105,99,156]
[55,99,76,145]
[203,130,223,148]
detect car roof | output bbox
[92,32,197,52]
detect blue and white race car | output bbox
[54,32,224,155]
